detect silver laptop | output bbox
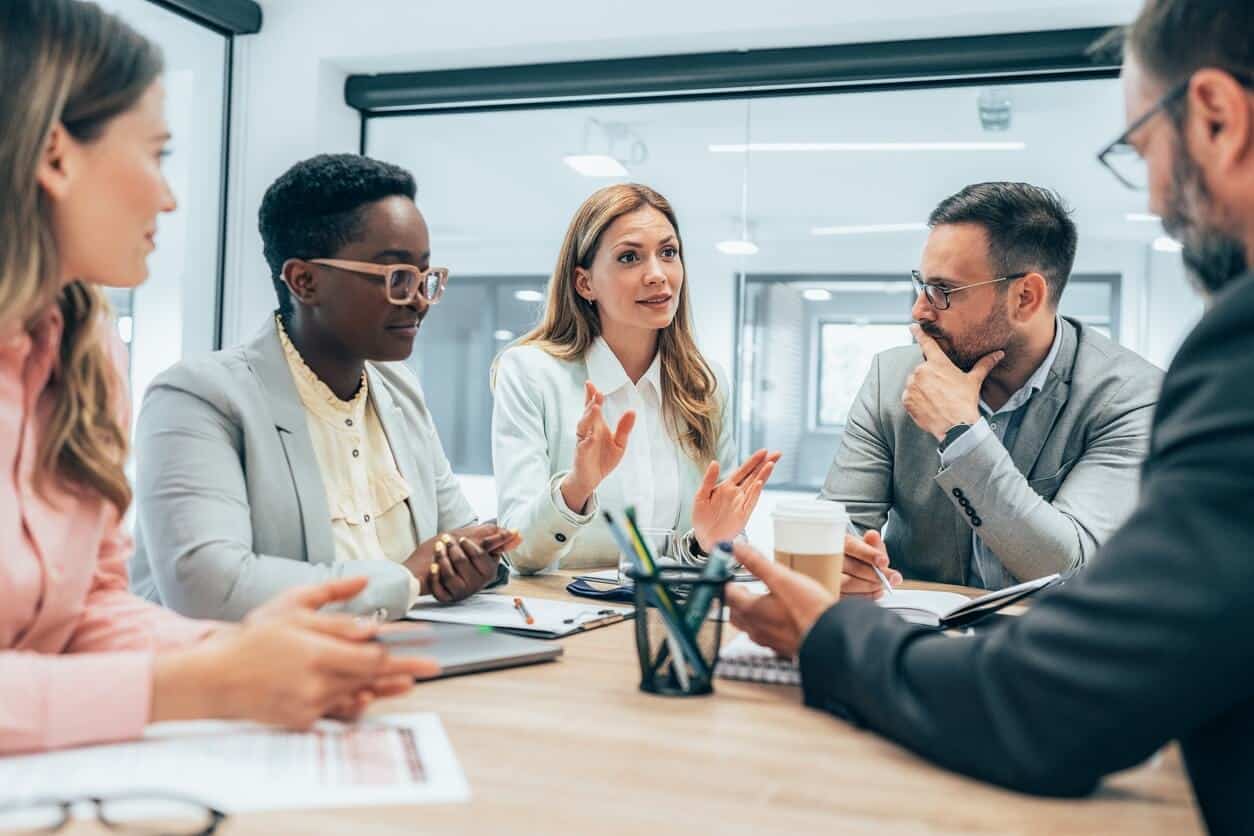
[392,622,562,678]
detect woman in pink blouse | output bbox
[0,0,437,755]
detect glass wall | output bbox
[368,76,1184,489]
[94,0,229,408]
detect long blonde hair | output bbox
[516,183,721,465]
[0,0,163,513]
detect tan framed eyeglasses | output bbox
[309,258,449,305]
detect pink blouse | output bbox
[0,306,212,755]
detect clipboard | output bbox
[406,593,633,639]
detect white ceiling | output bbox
[257,0,1141,75]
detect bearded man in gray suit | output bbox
[823,182,1163,592]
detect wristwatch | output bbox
[938,422,973,454]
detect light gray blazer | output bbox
[820,317,1163,586]
[129,321,481,621]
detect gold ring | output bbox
[440,533,456,547]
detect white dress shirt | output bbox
[492,338,737,574]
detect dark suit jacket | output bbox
[799,275,1254,835]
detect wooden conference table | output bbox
[106,575,1208,834]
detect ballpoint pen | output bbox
[513,596,535,625]
[871,563,894,598]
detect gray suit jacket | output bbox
[820,317,1163,586]
[130,321,482,621]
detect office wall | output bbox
[219,0,1144,349]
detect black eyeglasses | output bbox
[1096,79,1189,191]
[0,792,225,835]
[1098,71,1254,191]
[910,270,1027,310]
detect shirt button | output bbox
[364,514,371,523]
[555,533,567,543]
[352,449,360,458]
[345,418,353,427]
[972,516,983,527]
[952,488,964,498]
[990,422,999,430]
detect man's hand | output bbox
[724,541,837,659]
[842,530,902,599]
[902,324,1003,441]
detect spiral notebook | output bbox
[715,633,801,686]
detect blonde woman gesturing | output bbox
[493,184,779,573]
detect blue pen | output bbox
[683,543,732,632]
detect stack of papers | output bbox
[0,713,467,827]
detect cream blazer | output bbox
[491,343,736,574]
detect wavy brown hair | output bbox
[514,183,721,465]
[0,0,163,513]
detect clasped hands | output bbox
[404,523,522,603]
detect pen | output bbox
[871,563,894,598]
[513,596,535,625]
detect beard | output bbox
[918,298,1019,372]
[1163,138,1250,297]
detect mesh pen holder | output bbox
[628,565,732,696]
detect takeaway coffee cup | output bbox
[771,499,848,595]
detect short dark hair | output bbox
[928,182,1078,307]
[1122,0,1254,89]
[258,153,417,317]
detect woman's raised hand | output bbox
[559,381,636,514]
[690,449,782,553]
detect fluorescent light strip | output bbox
[716,240,759,255]
[1126,213,1162,223]
[1153,236,1183,253]
[513,289,545,302]
[811,222,928,236]
[709,141,1026,153]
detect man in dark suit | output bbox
[725,2,1254,833]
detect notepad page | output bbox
[875,589,971,625]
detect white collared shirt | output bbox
[569,337,682,531]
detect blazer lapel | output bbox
[244,322,338,566]
[1009,319,1077,478]
[368,367,426,542]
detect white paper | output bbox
[876,588,972,622]
[0,713,468,825]
[407,592,631,636]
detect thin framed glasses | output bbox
[1097,72,1254,191]
[910,270,1028,310]
[309,258,449,305]
[1096,79,1188,191]
[0,792,225,835]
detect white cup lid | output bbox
[771,498,846,522]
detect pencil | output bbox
[513,596,535,625]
